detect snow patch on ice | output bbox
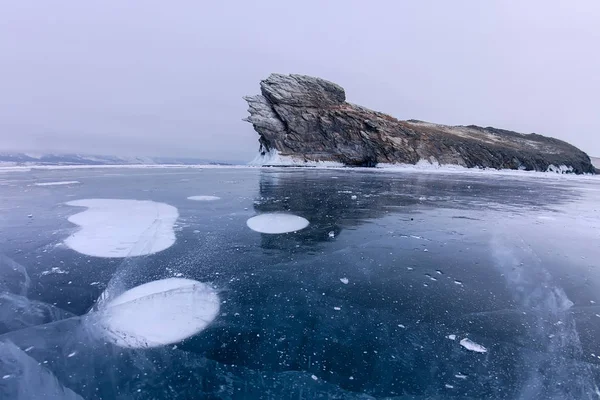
[447,334,456,341]
[246,213,309,234]
[33,181,80,186]
[460,338,488,353]
[40,267,69,276]
[64,199,178,258]
[187,195,220,201]
[98,278,220,348]
[340,277,349,284]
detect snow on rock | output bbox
[459,338,488,353]
[249,149,344,167]
[246,213,309,234]
[187,195,220,201]
[98,278,220,348]
[64,199,178,258]
[546,164,574,174]
[33,181,80,186]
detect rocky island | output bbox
[244,74,596,174]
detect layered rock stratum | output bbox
[244,74,596,174]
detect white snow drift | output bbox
[98,278,220,348]
[246,213,309,234]
[34,181,80,186]
[64,199,178,257]
[187,195,220,201]
[459,338,488,353]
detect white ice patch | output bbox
[98,278,220,348]
[340,277,349,284]
[33,181,80,186]
[246,213,309,234]
[187,195,220,201]
[64,199,178,257]
[459,338,488,353]
[447,334,456,341]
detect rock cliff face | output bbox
[244,74,596,174]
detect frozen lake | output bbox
[1,166,599,399]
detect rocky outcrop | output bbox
[244,74,596,174]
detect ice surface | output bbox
[0,341,83,400]
[246,213,309,234]
[97,278,220,348]
[33,181,80,186]
[64,199,178,257]
[187,195,220,201]
[2,167,599,398]
[459,338,488,353]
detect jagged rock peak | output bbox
[259,74,345,107]
[244,73,596,174]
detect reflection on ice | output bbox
[246,213,309,234]
[98,278,220,348]
[64,199,179,258]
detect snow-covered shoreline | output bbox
[1,161,598,180]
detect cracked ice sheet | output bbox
[64,199,178,258]
[0,341,83,400]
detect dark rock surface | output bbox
[244,74,596,174]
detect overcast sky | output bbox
[1,1,599,161]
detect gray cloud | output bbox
[1,0,599,161]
